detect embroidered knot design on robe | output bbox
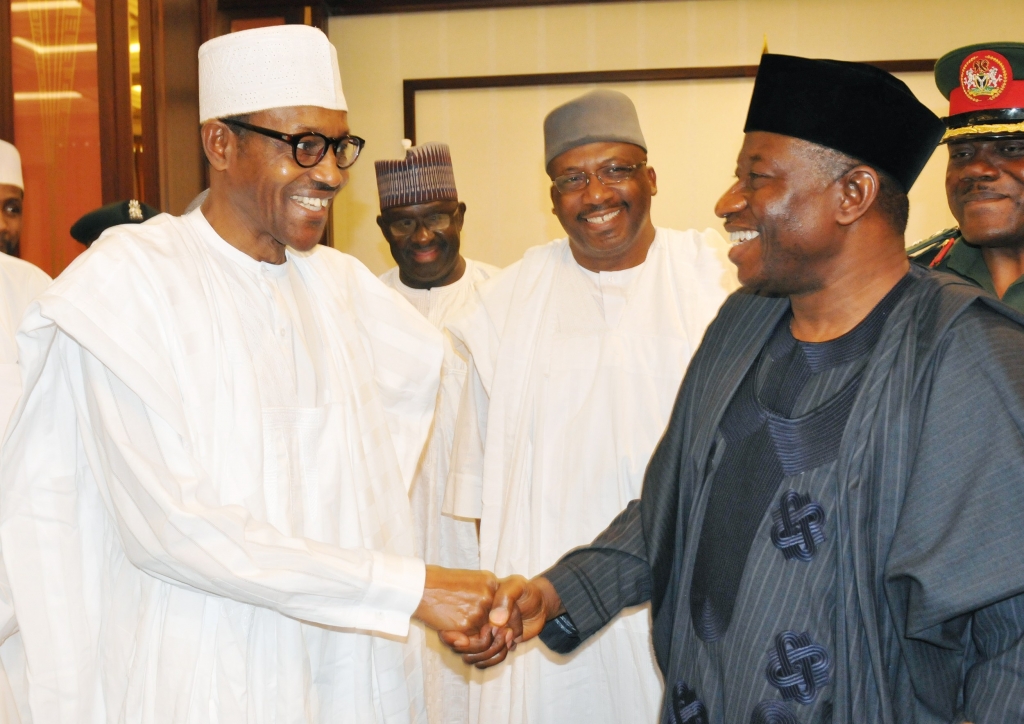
[766,630,831,705]
[770,490,826,561]
[669,680,708,724]
[749,699,799,724]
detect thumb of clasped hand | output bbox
[439,574,559,669]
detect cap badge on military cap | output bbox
[935,42,1024,142]
[960,51,1011,103]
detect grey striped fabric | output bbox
[541,266,1024,723]
[374,143,458,210]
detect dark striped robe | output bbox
[540,265,1024,723]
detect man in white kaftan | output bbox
[376,142,499,724]
[0,140,50,724]
[0,26,500,723]
[443,90,738,724]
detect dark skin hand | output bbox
[200,105,349,264]
[439,574,563,668]
[715,131,910,342]
[415,565,520,655]
[946,136,1024,299]
[549,141,657,272]
[377,199,467,289]
[0,184,22,258]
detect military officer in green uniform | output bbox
[910,42,1024,312]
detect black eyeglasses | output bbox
[385,212,455,239]
[220,118,366,169]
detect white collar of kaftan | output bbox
[391,260,475,301]
[185,207,292,279]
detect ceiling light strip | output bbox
[12,37,97,54]
[14,91,84,101]
[10,0,82,11]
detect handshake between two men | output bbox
[413,566,565,668]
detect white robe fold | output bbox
[0,210,443,723]
[445,229,737,724]
[0,252,50,724]
[381,258,499,724]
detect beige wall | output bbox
[329,0,1024,275]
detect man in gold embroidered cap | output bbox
[460,55,1024,723]
[442,89,737,724]
[0,24,503,723]
[910,43,1024,312]
[374,141,499,724]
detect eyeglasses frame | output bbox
[219,118,366,170]
[552,161,648,194]
[381,202,463,240]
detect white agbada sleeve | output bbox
[442,264,519,520]
[443,359,489,519]
[89,348,424,628]
[4,325,425,636]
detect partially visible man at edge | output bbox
[459,55,1024,723]
[376,142,499,724]
[0,139,50,724]
[441,89,737,724]
[0,25,503,723]
[910,42,1024,313]
[0,142,25,260]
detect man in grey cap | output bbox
[375,141,499,724]
[443,89,737,724]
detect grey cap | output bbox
[543,89,647,168]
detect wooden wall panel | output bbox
[0,0,12,143]
[96,0,137,203]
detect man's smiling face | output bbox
[228,105,349,252]
[715,132,846,296]
[548,141,657,269]
[946,137,1024,249]
[377,199,466,289]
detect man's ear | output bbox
[835,166,880,227]
[646,165,658,197]
[201,121,236,173]
[550,184,559,215]
[454,202,467,232]
[375,214,386,234]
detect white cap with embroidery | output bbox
[198,24,347,123]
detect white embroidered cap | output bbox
[0,141,23,190]
[198,24,347,123]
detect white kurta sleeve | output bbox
[444,356,488,520]
[73,338,425,637]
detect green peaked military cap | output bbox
[935,42,1024,141]
[70,199,160,247]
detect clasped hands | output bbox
[413,565,564,668]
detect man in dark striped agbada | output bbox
[447,54,1024,723]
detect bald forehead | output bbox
[0,184,22,201]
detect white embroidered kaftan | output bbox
[0,252,49,724]
[381,258,499,724]
[0,209,443,723]
[445,228,737,724]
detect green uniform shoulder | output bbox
[908,227,961,268]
